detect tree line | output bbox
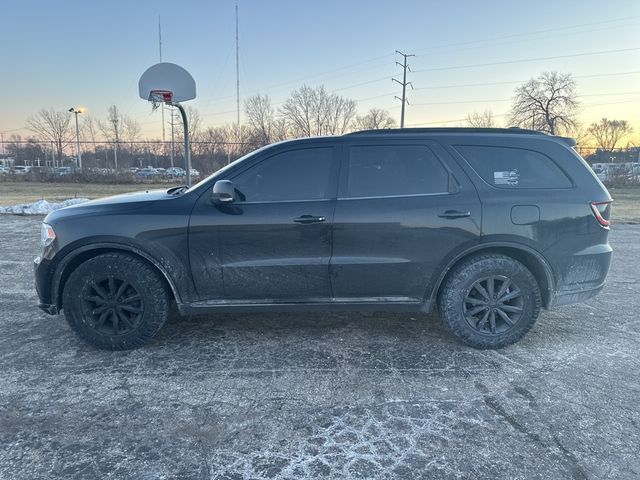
[6,71,636,174]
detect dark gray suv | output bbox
[35,128,612,350]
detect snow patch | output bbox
[0,198,89,215]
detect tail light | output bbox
[590,201,612,229]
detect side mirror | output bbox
[211,180,236,203]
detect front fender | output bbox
[50,239,192,310]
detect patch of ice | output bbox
[0,198,89,215]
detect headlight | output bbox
[41,223,56,247]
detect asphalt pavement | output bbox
[0,215,638,479]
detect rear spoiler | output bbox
[557,136,577,148]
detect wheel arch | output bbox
[430,243,555,310]
[53,243,181,310]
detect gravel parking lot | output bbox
[1,215,639,479]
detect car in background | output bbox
[12,166,32,175]
[166,167,186,177]
[136,166,159,178]
[53,166,72,176]
[0,166,9,175]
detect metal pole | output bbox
[74,111,82,170]
[173,102,191,187]
[170,108,175,168]
[235,0,240,127]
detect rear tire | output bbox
[438,254,541,349]
[63,253,170,350]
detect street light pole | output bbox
[68,107,84,170]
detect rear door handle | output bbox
[438,210,471,219]
[294,215,326,224]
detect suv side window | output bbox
[232,147,335,202]
[346,145,449,198]
[454,145,572,189]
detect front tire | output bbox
[63,253,170,350]
[438,254,541,349]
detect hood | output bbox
[45,189,171,223]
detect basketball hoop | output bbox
[149,89,173,111]
[139,62,196,186]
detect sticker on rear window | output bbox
[494,170,519,186]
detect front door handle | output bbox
[438,210,471,219]
[294,215,326,224]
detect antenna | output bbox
[158,15,163,62]
[235,0,240,126]
[158,16,166,144]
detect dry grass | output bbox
[0,182,167,206]
[1,181,639,223]
[609,186,640,224]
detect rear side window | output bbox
[454,145,572,189]
[346,145,449,198]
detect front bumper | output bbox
[34,256,59,315]
[38,303,59,315]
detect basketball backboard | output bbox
[138,62,196,103]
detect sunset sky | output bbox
[1,0,639,139]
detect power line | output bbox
[412,47,640,73]
[410,91,640,107]
[406,98,640,127]
[413,71,640,91]
[412,16,640,54]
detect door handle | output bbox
[294,215,326,224]
[438,210,471,219]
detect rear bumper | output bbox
[551,283,605,307]
[548,244,612,308]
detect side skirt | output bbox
[178,296,430,315]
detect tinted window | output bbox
[346,145,449,198]
[233,148,334,202]
[454,145,571,189]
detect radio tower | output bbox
[158,16,166,143]
[235,0,240,127]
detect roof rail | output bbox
[345,127,547,136]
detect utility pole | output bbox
[68,107,84,170]
[393,50,414,128]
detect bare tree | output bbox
[508,72,579,134]
[588,118,633,152]
[465,110,497,128]
[25,108,74,162]
[280,85,357,137]
[244,94,288,145]
[82,116,100,153]
[99,105,124,170]
[353,108,397,130]
[560,123,591,157]
[174,106,203,156]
